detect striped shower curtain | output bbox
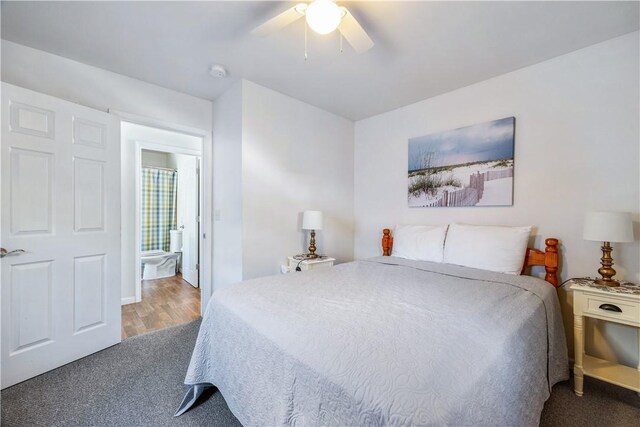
[141,168,177,252]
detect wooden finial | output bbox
[544,238,559,287]
[382,228,393,256]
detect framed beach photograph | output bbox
[408,117,515,207]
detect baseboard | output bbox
[121,296,136,306]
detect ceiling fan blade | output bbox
[251,4,306,37]
[338,7,374,54]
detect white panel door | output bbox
[1,83,121,389]
[177,155,199,287]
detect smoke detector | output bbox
[209,64,227,78]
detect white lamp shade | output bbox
[583,211,633,243]
[302,210,323,230]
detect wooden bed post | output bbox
[382,229,393,256]
[543,238,559,287]
[521,237,560,287]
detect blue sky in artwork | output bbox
[408,117,514,171]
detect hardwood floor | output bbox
[121,274,201,339]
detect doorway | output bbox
[118,119,210,339]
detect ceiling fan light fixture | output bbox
[305,0,342,35]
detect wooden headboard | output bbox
[381,229,560,287]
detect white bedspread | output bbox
[184,257,568,426]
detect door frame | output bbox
[111,110,213,315]
[134,141,201,302]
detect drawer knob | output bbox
[599,303,622,313]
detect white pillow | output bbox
[443,223,532,275]
[392,224,448,262]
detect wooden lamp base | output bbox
[307,229,318,259]
[595,242,619,287]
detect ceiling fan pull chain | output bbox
[340,31,343,54]
[304,21,308,61]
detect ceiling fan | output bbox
[251,0,374,54]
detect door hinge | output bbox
[196,263,200,270]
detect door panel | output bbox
[72,117,105,148]
[1,83,121,388]
[9,101,55,139]
[10,149,54,235]
[10,260,53,353]
[73,254,106,333]
[73,158,105,232]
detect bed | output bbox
[177,229,569,426]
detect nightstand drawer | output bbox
[570,278,640,396]
[287,257,336,272]
[305,261,332,270]
[583,294,640,326]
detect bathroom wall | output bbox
[141,150,171,169]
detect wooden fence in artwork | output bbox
[484,168,513,181]
[424,167,513,207]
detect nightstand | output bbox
[287,256,335,272]
[570,278,640,396]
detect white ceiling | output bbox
[2,1,638,120]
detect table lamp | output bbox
[302,210,323,259]
[583,211,633,286]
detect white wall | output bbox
[1,41,212,130]
[212,80,355,290]
[353,32,640,366]
[212,81,244,291]
[242,80,354,279]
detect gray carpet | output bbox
[1,320,241,427]
[2,320,638,427]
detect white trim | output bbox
[121,296,136,306]
[109,109,206,138]
[114,110,213,316]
